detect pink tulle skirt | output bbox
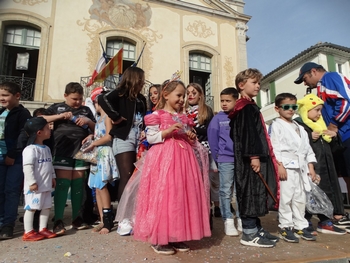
[133,137,211,245]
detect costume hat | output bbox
[297,94,331,142]
[90,86,104,102]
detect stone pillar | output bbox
[235,21,248,71]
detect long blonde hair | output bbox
[186,83,212,125]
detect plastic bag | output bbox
[74,137,98,164]
[305,177,333,219]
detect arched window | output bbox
[189,52,213,108]
[106,39,135,66]
[5,26,41,48]
[1,25,41,100]
[189,53,211,72]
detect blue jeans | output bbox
[242,217,259,234]
[218,162,237,220]
[0,154,24,227]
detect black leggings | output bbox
[305,211,329,223]
[115,151,136,201]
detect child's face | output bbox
[220,94,236,113]
[275,98,298,121]
[308,104,323,122]
[186,86,200,106]
[64,92,83,109]
[149,86,159,106]
[164,84,185,112]
[38,123,51,141]
[0,89,20,110]
[238,78,260,98]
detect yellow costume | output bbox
[297,94,331,143]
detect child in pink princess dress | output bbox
[133,77,211,255]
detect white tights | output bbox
[23,209,50,233]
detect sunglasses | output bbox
[279,104,298,111]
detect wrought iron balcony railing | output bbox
[0,75,35,101]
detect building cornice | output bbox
[143,0,251,22]
[262,42,350,84]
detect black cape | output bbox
[229,98,279,217]
[295,118,344,215]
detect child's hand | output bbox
[82,134,94,144]
[60,112,72,120]
[29,183,38,192]
[278,164,287,181]
[311,174,321,185]
[4,156,14,166]
[323,130,337,138]
[169,123,183,133]
[83,142,96,153]
[186,130,197,141]
[308,171,317,182]
[250,158,260,173]
[76,116,90,127]
[139,130,146,140]
[308,163,317,182]
[52,178,56,188]
[311,131,320,140]
[112,117,127,125]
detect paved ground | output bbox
[1,203,350,263]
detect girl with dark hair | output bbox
[97,67,147,202]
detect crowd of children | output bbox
[0,65,349,254]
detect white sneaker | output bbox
[237,218,242,232]
[225,218,239,236]
[116,219,133,236]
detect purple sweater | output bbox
[207,111,234,163]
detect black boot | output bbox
[102,208,114,231]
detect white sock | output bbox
[24,210,35,233]
[39,209,50,231]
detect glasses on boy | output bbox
[279,104,298,111]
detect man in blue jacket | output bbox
[294,62,350,177]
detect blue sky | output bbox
[244,0,350,75]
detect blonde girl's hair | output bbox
[156,80,185,110]
[117,67,145,100]
[186,83,212,125]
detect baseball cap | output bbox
[294,62,324,84]
[90,86,104,102]
[24,117,48,145]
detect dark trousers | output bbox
[305,211,328,224]
[343,137,350,177]
[241,216,262,234]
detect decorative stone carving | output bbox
[235,21,248,36]
[13,0,47,5]
[77,15,162,75]
[223,56,234,86]
[186,20,215,38]
[88,0,151,29]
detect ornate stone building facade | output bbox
[0,0,250,112]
